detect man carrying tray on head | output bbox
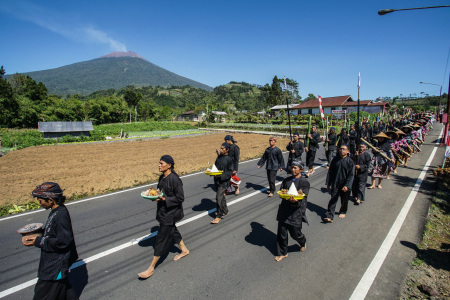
[258,137,285,197]
[211,143,234,224]
[23,182,79,300]
[275,160,310,262]
[138,155,189,279]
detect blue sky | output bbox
[1,0,449,101]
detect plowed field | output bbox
[0,133,289,206]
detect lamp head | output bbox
[378,9,395,15]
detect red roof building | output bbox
[292,96,389,115]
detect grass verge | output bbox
[400,159,450,299]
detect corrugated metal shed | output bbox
[38,122,94,133]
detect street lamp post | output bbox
[378,5,450,15]
[379,5,450,145]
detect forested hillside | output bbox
[1,65,294,128]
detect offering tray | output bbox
[141,191,163,201]
[277,191,305,200]
[17,223,44,236]
[205,170,223,176]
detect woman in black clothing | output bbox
[138,155,189,279]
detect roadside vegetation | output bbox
[400,157,450,299]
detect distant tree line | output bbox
[0,67,310,128]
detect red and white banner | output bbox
[318,95,325,120]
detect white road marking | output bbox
[349,128,442,300]
[0,161,325,298]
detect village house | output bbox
[290,95,390,115]
[38,121,94,138]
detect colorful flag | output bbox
[318,95,325,120]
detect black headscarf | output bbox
[224,135,237,143]
[291,160,304,170]
[221,142,231,150]
[160,155,175,169]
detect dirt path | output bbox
[0,133,289,206]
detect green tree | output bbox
[262,76,283,107]
[0,66,20,127]
[23,76,47,101]
[304,93,316,101]
[8,73,27,95]
[278,77,300,103]
[123,90,141,122]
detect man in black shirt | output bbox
[24,182,79,300]
[337,128,350,148]
[325,127,337,168]
[258,137,285,197]
[352,143,372,204]
[305,125,321,176]
[349,124,357,156]
[286,132,304,173]
[139,155,189,279]
[324,144,355,222]
[275,160,310,262]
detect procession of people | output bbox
[22,113,434,298]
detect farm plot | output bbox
[0,133,289,207]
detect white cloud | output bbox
[84,27,127,52]
[1,1,127,52]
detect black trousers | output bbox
[33,278,78,300]
[352,175,368,201]
[266,170,277,193]
[306,150,316,169]
[276,222,306,256]
[154,224,182,256]
[326,149,336,166]
[215,184,229,218]
[326,187,351,219]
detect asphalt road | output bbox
[0,123,444,300]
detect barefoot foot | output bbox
[378,185,383,189]
[268,193,273,197]
[174,250,190,261]
[275,254,288,262]
[338,214,346,218]
[211,218,221,224]
[300,243,307,252]
[368,185,375,189]
[323,217,333,223]
[138,268,154,279]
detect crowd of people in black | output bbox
[22,113,434,299]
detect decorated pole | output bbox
[325,116,329,151]
[361,138,392,161]
[284,77,293,140]
[319,95,326,146]
[306,115,312,148]
[357,72,361,142]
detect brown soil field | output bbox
[0,133,289,206]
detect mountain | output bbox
[9,52,212,96]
